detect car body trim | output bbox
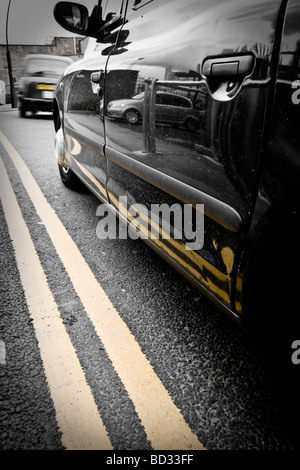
[106,147,242,233]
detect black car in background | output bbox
[18,54,73,117]
[52,0,300,377]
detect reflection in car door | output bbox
[155,93,173,123]
[155,93,185,125]
[103,0,284,315]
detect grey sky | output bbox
[0,0,97,45]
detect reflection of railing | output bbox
[143,78,205,153]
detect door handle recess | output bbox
[202,54,255,78]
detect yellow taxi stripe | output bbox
[36,84,56,90]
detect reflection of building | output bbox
[130,65,207,109]
[0,36,86,88]
[164,69,206,107]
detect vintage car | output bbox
[53,0,300,363]
[18,54,73,117]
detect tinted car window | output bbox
[172,96,191,108]
[155,93,190,108]
[155,93,171,105]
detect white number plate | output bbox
[42,91,54,99]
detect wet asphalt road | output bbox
[0,108,297,452]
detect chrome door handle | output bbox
[202,54,255,78]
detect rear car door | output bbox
[103,0,286,314]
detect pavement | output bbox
[0,104,16,112]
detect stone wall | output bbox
[0,36,85,86]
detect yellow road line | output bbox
[0,130,205,450]
[0,155,113,450]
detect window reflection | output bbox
[66,70,104,139]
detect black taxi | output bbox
[18,54,73,117]
[52,0,300,366]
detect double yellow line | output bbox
[0,130,205,451]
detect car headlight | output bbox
[108,103,125,109]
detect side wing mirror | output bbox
[54,1,123,42]
[54,2,89,36]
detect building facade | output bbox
[0,36,86,87]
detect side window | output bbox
[173,96,192,109]
[68,71,100,112]
[156,94,192,108]
[156,94,171,105]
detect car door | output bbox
[103,0,286,314]
[63,0,124,201]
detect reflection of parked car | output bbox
[18,54,73,117]
[107,91,200,130]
